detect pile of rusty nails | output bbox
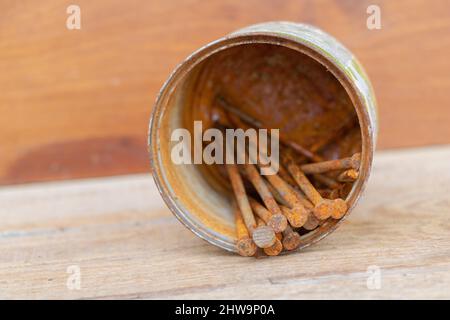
[211,97,361,257]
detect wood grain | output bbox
[1,145,449,299]
[1,0,450,185]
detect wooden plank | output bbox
[1,0,450,186]
[0,145,449,299]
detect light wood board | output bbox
[1,145,450,299]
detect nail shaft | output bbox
[283,154,347,220]
[337,169,359,182]
[280,205,308,228]
[249,197,287,233]
[300,153,361,174]
[226,161,256,231]
[243,163,287,233]
[302,213,320,230]
[266,177,314,226]
[234,201,257,257]
[282,225,301,251]
[224,138,275,248]
[313,173,341,189]
[256,218,283,256]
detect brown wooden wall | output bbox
[1,0,449,185]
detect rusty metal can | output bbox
[148,22,378,253]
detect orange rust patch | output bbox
[3,136,148,185]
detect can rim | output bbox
[148,23,377,253]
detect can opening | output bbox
[151,36,370,253]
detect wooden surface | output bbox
[2,0,450,185]
[1,145,450,299]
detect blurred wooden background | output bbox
[1,0,449,185]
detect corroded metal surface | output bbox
[148,21,378,254]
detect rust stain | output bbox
[190,44,358,150]
[2,136,148,185]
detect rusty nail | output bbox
[313,173,341,189]
[234,201,257,257]
[264,237,283,256]
[337,169,359,182]
[329,188,341,200]
[265,175,315,225]
[300,153,361,174]
[283,155,347,220]
[256,218,283,256]
[249,197,287,233]
[280,205,308,228]
[225,140,276,248]
[282,225,301,251]
[243,163,287,233]
[278,163,298,186]
[264,172,310,221]
[302,213,321,230]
